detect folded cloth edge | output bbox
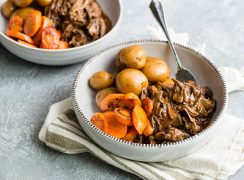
[39,97,72,143]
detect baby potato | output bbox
[95,87,118,107]
[162,78,175,89]
[141,57,170,82]
[116,68,148,96]
[1,0,17,18]
[14,0,33,7]
[119,45,146,69]
[89,71,114,90]
[146,56,164,63]
[11,7,35,20]
[36,0,52,7]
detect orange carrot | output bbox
[40,27,60,49]
[142,97,153,116]
[104,111,127,138]
[33,32,41,47]
[24,10,42,37]
[18,39,37,48]
[58,41,70,49]
[143,121,154,137]
[99,94,126,111]
[7,30,34,44]
[124,93,142,109]
[100,93,142,111]
[122,127,138,142]
[114,108,133,126]
[41,16,53,28]
[8,16,23,32]
[132,105,149,135]
[90,113,108,133]
[33,16,53,46]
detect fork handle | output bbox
[149,0,183,69]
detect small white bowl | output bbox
[0,0,122,65]
[73,40,227,162]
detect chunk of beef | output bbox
[155,127,190,142]
[140,78,216,143]
[44,0,111,47]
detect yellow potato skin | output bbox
[36,0,52,7]
[119,45,146,69]
[141,57,170,82]
[89,71,114,90]
[116,68,149,96]
[1,0,17,18]
[11,7,35,20]
[14,0,33,8]
[162,78,175,88]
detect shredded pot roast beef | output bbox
[44,0,111,47]
[135,79,216,144]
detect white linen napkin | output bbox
[39,67,244,180]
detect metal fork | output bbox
[149,0,196,82]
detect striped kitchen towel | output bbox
[39,67,244,180]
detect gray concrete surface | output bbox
[0,0,243,179]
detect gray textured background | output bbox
[0,0,244,179]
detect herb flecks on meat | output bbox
[140,79,216,144]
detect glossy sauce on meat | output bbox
[136,79,216,144]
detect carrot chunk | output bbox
[58,41,70,49]
[132,105,149,135]
[90,113,108,133]
[142,97,153,116]
[99,94,126,111]
[40,27,60,49]
[124,93,142,109]
[143,121,154,137]
[114,108,133,126]
[104,111,127,138]
[24,10,42,37]
[7,30,34,44]
[33,16,53,46]
[122,127,138,142]
[8,16,23,32]
[18,39,37,48]
[100,93,142,111]
[41,16,53,28]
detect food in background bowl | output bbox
[1,0,111,49]
[0,0,121,65]
[45,0,111,47]
[88,45,216,144]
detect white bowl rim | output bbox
[0,0,123,53]
[73,39,228,148]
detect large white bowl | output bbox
[73,40,227,162]
[0,0,122,65]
